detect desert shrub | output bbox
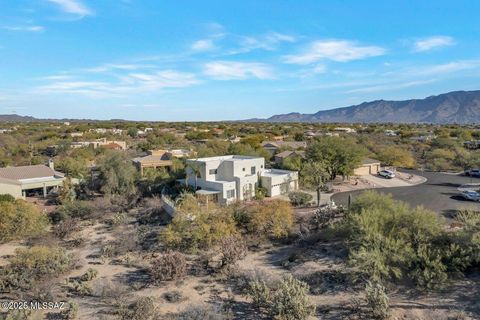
[92,279,129,302]
[150,251,187,283]
[246,200,294,238]
[174,304,232,320]
[51,200,93,222]
[0,246,71,291]
[339,191,480,289]
[0,200,48,243]
[376,146,416,168]
[61,301,79,320]
[4,310,32,320]
[270,275,316,320]
[163,290,184,303]
[219,235,247,268]
[246,279,271,310]
[288,191,313,207]
[118,296,158,320]
[246,275,315,320]
[160,194,237,251]
[109,212,128,226]
[255,187,267,200]
[455,210,480,228]
[427,148,456,171]
[0,194,15,202]
[69,280,92,296]
[81,268,99,281]
[52,218,80,239]
[312,206,336,229]
[364,281,390,319]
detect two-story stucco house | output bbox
[185,155,298,204]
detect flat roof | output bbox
[196,189,221,195]
[187,155,262,162]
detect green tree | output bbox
[0,246,71,291]
[301,161,328,207]
[282,155,304,171]
[160,194,237,251]
[341,191,447,286]
[376,146,416,168]
[97,151,138,196]
[306,137,364,180]
[247,200,294,238]
[0,200,48,243]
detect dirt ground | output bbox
[0,207,479,320]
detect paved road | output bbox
[332,170,480,217]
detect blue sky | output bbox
[1,0,480,121]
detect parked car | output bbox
[469,169,480,177]
[459,190,480,201]
[465,169,480,177]
[378,169,395,179]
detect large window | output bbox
[209,169,217,175]
[226,189,235,199]
[251,166,256,174]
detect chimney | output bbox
[48,159,54,171]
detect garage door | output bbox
[354,166,370,176]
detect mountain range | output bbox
[1,90,480,124]
[248,90,480,124]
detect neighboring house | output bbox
[132,150,173,176]
[101,142,124,150]
[384,130,397,136]
[262,141,307,155]
[228,136,242,143]
[334,127,356,133]
[90,128,108,134]
[71,138,127,150]
[274,150,305,166]
[168,149,195,158]
[354,158,381,176]
[70,132,84,137]
[185,155,299,205]
[410,135,436,142]
[464,140,480,150]
[0,161,65,199]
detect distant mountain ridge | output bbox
[2,90,480,124]
[249,90,480,124]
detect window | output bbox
[251,166,256,174]
[242,168,245,171]
[260,165,264,168]
[226,189,235,199]
[209,169,217,175]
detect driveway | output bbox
[332,170,480,217]
[360,174,412,188]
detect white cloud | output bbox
[417,60,480,75]
[313,64,327,74]
[1,25,44,32]
[229,32,296,54]
[204,61,274,80]
[84,63,154,73]
[284,40,386,64]
[192,39,215,51]
[123,70,199,89]
[35,70,199,97]
[346,79,437,94]
[413,36,455,52]
[48,0,93,17]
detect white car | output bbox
[460,190,480,201]
[378,169,395,179]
